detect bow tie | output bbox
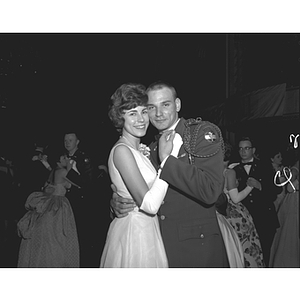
[241,162,253,167]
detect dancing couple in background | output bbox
[17,153,79,267]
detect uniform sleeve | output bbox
[159,125,224,205]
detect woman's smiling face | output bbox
[122,105,149,138]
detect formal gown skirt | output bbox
[270,190,299,267]
[225,200,265,267]
[100,208,168,268]
[17,192,79,267]
[216,212,245,267]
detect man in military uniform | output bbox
[64,131,94,267]
[111,81,229,267]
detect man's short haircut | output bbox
[64,130,81,141]
[238,136,256,148]
[146,81,177,100]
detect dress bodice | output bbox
[108,142,157,202]
[45,183,67,196]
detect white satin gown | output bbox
[100,143,168,268]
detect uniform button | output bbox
[250,200,253,203]
[200,233,204,238]
[160,215,166,220]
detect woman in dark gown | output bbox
[17,154,79,267]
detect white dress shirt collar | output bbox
[163,118,181,132]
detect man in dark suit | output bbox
[230,136,280,266]
[64,131,94,267]
[111,81,229,267]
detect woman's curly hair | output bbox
[108,83,148,133]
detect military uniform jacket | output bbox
[149,118,229,267]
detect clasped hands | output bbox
[246,177,262,191]
[158,130,176,162]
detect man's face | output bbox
[64,133,79,153]
[238,140,255,162]
[147,87,181,132]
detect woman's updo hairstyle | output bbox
[108,83,148,133]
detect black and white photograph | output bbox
[1,2,299,300]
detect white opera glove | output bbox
[228,186,253,204]
[41,160,51,171]
[140,169,168,215]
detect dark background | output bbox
[1,33,299,164]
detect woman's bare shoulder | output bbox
[113,143,134,159]
[225,168,236,177]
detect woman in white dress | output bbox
[100,83,174,268]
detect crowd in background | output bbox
[0,132,112,267]
[0,125,299,268]
[224,136,299,267]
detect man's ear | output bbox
[175,98,181,112]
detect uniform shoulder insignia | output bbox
[201,121,220,144]
[204,131,217,143]
[183,117,224,164]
